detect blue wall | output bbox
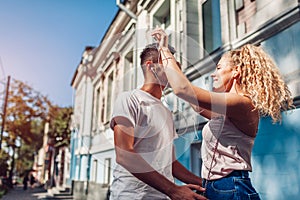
[174,131,200,185]
[174,109,300,199]
[251,109,300,200]
[69,130,78,183]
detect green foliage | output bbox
[15,142,37,175]
[6,79,50,144]
[1,78,71,183]
[47,106,73,147]
[0,186,8,198]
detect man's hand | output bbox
[169,184,207,200]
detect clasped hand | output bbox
[151,27,169,50]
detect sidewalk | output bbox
[1,185,73,200]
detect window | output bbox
[94,88,100,129]
[202,0,222,54]
[92,159,98,182]
[153,0,170,29]
[186,0,201,64]
[106,72,114,123]
[100,82,105,123]
[103,158,111,184]
[261,21,300,100]
[124,51,134,91]
[100,69,114,124]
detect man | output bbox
[110,43,206,200]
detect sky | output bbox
[0,0,119,107]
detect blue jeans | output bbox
[202,171,260,200]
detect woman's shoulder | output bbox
[227,93,259,137]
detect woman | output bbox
[152,28,293,199]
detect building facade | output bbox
[70,0,300,199]
[33,122,72,190]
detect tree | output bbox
[6,79,50,142]
[47,106,73,147]
[1,78,73,187]
[0,149,9,177]
[44,106,73,187]
[3,79,51,185]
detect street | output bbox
[1,185,73,200]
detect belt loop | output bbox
[241,171,249,178]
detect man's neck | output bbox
[140,84,164,99]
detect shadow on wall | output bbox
[251,108,300,200]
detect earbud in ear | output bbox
[150,67,155,73]
[232,72,238,78]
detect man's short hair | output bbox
[140,43,176,65]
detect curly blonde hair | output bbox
[229,44,294,123]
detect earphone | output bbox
[147,43,199,138]
[233,72,238,78]
[150,66,155,73]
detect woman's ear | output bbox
[232,66,241,79]
[233,72,238,78]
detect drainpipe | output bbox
[116,0,137,21]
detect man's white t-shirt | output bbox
[110,89,177,200]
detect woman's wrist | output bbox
[160,47,173,59]
[162,57,173,62]
[159,46,170,52]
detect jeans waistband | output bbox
[227,170,249,178]
[203,170,250,183]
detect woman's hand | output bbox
[151,27,169,50]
